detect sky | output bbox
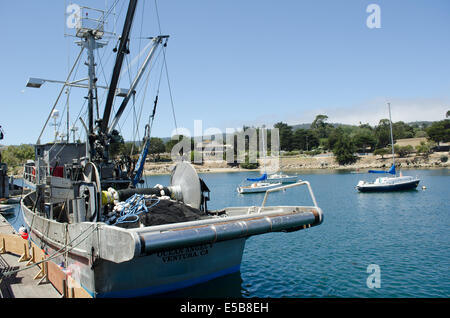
[1,0,449,145]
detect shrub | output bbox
[240,155,259,169]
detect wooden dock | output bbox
[0,212,90,298]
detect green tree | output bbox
[392,121,414,139]
[373,147,390,159]
[292,129,319,151]
[1,144,35,168]
[353,128,377,153]
[426,119,450,145]
[415,141,434,157]
[394,145,414,158]
[109,129,125,158]
[332,128,357,165]
[273,122,293,151]
[148,137,166,155]
[311,114,331,139]
[374,119,391,148]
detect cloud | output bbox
[212,97,449,132]
[292,97,450,126]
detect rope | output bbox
[113,194,160,225]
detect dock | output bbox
[0,212,90,298]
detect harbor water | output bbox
[5,168,450,298]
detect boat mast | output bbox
[387,102,395,169]
[261,125,267,175]
[100,0,138,135]
[86,34,100,160]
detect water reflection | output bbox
[150,271,245,298]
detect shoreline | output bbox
[142,152,449,176]
[6,152,448,178]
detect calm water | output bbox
[6,168,450,298]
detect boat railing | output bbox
[258,181,318,213]
[23,162,52,186]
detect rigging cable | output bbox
[154,0,178,131]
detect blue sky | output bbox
[1,0,449,145]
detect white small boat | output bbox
[0,204,15,215]
[267,173,298,183]
[237,181,283,194]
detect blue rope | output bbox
[114,194,160,225]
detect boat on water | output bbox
[356,165,420,192]
[237,127,295,193]
[356,102,420,192]
[0,204,15,215]
[19,1,324,298]
[237,179,283,194]
[267,173,298,183]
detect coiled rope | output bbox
[114,194,160,225]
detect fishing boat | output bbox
[356,103,420,192]
[19,1,324,298]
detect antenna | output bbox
[70,125,79,143]
[50,109,60,142]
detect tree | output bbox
[148,137,166,155]
[273,122,293,151]
[1,144,34,168]
[292,129,319,151]
[311,114,331,139]
[332,128,358,165]
[373,147,390,159]
[353,128,377,152]
[109,129,125,158]
[374,119,392,148]
[394,145,414,158]
[426,119,450,145]
[415,141,434,158]
[392,121,414,139]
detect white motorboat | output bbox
[267,173,298,183]
[237,181,283,194]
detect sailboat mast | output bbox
[261,125,266,175]
[388,102,395,168]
